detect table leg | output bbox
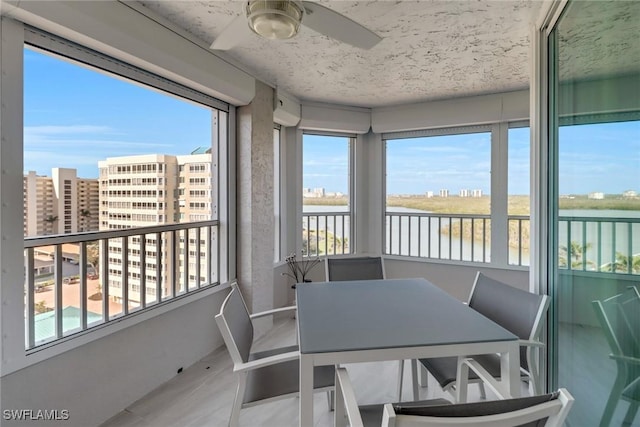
[300,354,314,427]
[502,341,521,398]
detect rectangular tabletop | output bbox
[297,278,517,354]
[296,278,520,426]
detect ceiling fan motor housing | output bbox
[246,0,304,40]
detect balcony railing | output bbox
[559,215,640,274]
[385,212,491,262]
[24,220,219,349]
[302,211,351,257]
[384,212,639,273]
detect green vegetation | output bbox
[558,195,640,211]
[304,194,640,213]
[302,228,349,256]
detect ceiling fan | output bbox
[210,0,382,51]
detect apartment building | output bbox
[98,149,213,306]
[23,168,99,237]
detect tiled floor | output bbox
[100,315,514,427]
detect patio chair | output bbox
[592,286,640,427]
[325,256,386,282]
[416,272,549,400]
[325,255,412,398]
[215,283,335,427]
[334,366,574,427]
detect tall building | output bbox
[98,150,213,305]
[23,168,99,237]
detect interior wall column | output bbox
[237,81,274,335]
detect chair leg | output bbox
[327,390,335,411]
[599,374,626,427]
[229,373,247,427]
[419,362,429,389]
[622,401,639,426]
[397,360,405,401]
[478,382,487,399]
[410,359,419,401]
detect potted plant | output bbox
[282,252,320,289]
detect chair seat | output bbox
[244,345,335,404]
[358,399,451,427]
[419,354,526,390]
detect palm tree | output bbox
[607,252,640,274]
[43,215,58,234]
[79,208,91,232]
[559,241,594,269]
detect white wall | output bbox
[1,290,229,427]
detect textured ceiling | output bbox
[140,0,545,107]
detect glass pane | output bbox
[508,127,530,266]
[385,132,491,261]
[551,1,640,426]
[302,134,351,256]
[23,46,218,347]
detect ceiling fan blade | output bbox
[301,1,381,49]
[210,14,251,50]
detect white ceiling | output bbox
[140,0,545,108]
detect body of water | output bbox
[303,205,640,270]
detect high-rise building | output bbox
[98,149,213,305]
[23,168,99,237]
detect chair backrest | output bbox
[468,272,549,371]
[215,283,254,365]
[593,287,640,360]
[387,388,574,427]
[325,256,385,281]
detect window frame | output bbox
[3,25,234,373]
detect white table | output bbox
[296,278,520,427]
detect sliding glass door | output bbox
[549,1,640,426]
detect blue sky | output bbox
[24,48,211,178]
[25,47,639,195]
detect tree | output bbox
[43,215,58,234]
[559,241,595,269]
[607,252,640,274]
[79,208,91,232]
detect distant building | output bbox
[459,189,471,197]
[588,192,604,200]
[439,189,449,198]
[303,187,326,198]
[23,168,99,237]
[622,190,638,198]
[425,191,434,198]
[99,150,213,304]
[472,189,483,198]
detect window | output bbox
[22,31,225,350]
[508,125,530,266]
[384,129,491,261]
[302,134,352,256]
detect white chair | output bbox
[593,286,640,427]
[215,283,335,427]
[412,272,549,401]
[334,366,574,427]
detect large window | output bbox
[385,130,491,261]
[23,35,226,349]
[302,134,352,257]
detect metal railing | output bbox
[302,212,351,257]
[24,220,219,349]
[385,212,639,274]
[559,215,640,274]
[385,212,491,262]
